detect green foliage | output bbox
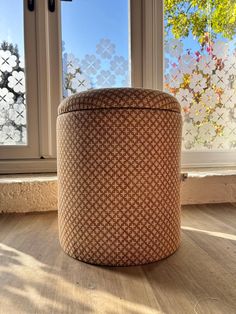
[165,0,236,41]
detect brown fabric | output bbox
[58,88,181,114]
[57,88,182,266]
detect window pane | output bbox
[0,0,27,146]
[61,0,130,97]
[164,1,236,151]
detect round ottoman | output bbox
[57,88,182,266]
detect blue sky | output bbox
[61,0,129,59]
[0,0,24,55]
[0,0,129,61]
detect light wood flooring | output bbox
[0,204,236,314]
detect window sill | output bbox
[0,159,57,174]
[1,168,236,213]
[0,173,57,213]
[181,167,236,205]
[182,167,236,177]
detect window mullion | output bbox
[47,0,62,158]
[36,0,61,159]
[139,0,163,90]
[130,0,143,87]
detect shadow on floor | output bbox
[0,206,235,314]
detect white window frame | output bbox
[1,0,235,173]
[0,0,61,173]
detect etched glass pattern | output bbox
[61,0,130,98]
[0,1,26,145]
[164,1,236,151]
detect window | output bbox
[61,0,131,95]
[0,0,132,173]
[0,2,27,146]
[0,0,60,173]
[0,0,39,164]
[1,0,235,173]
[163,0,236,167]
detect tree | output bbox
[164,1,236,151]
[165,0,236,42]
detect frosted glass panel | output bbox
[164,1,236,151]
[0,0,27,145]
[61,0,130,97]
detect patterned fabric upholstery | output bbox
[57,88,182,266]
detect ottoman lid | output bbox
[58,88,181,115]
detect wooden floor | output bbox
[0,204,235,314]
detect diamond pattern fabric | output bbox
[57,88,182,266]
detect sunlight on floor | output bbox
[181,226,236,241]
[0,243,160,314]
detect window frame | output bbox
[0,0,61,173]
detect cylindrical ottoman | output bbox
[57,88,182,266]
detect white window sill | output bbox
[183,167,236,178]
[1,168,236,213]
[0,173,57,214]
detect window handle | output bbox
[28,0,35,11]
[48,0,55,12]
